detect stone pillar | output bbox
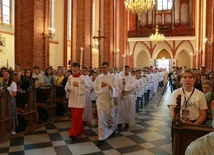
[15,0,50,70]
[205,0,214,70]
[71,0,93,67]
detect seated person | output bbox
[185,101,214,155]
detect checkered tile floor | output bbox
[0,86,173,155]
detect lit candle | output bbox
[80,47,84,69]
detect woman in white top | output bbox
[4,70,18,134]
[170,68,207,124]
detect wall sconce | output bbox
[204,38,213,46]
[92,41,99,54]
[191,47,201,56]
[190,52,195,56]
[114,48,120,54]
[44,27,55,39]
[195,47,201,54]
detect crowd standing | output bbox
[0,63,213,148]
[168,66,214,154]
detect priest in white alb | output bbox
[93,62,118,146]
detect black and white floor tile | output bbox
[0,86,173,155]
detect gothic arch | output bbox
[136,50,150,68]
[176,49,191,68]
[156,49,171,59]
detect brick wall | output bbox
[15,0,49,71]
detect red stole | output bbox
[72,73,81,78]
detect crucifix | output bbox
[93,30,106,67]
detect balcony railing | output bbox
[128,28,195,38]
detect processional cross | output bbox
[93,30,106,67]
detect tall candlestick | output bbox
[122,54,126,98]
[122,54,126,77]
[80,47,84,69]
[7,59,8,69]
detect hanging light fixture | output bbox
[150,25,165,43]
[124,0,155,20]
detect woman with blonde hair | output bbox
[170,69,207,125]
[169,69,208,148]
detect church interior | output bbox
[0,0,214,155]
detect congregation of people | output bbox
[0,62,167,146]
[168,66,214,155]
[0,63,213,150]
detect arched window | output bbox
[157,0,173,11]
[0,0,12,25]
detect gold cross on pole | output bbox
[92,30,106,67]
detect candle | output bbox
[122,54,126,77]
[122,54,126,98]
[7,59,8,69]
[80,47,84,69]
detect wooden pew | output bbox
[55,85,68,116]
[36,85,56,122]
[28,85,38,130]
[0,84,68,142]
[173,95,214,155]
[15,85,38,132]
[0,89,12,140]
[16,91,30,132]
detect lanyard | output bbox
[182,87,195,108]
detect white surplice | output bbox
[94,73,118,140]
[65,74,87,108]
[115,75,137,127]
[82,75,93,122]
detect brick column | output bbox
[99,0,114,68]
[15,0,49,70]
[99,0,128,68]
[117,0,128,68]
[71,0,93,67]
[205,0,214,70]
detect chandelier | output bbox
[124,0,155,20]
[150,25,165,43]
